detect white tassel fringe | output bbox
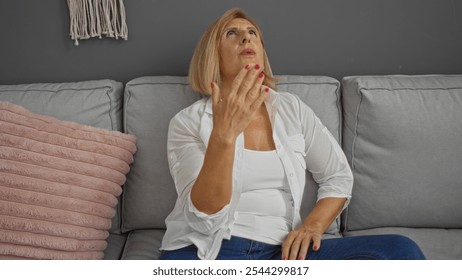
[67,0,128,46]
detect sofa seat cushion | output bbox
[103,233,127,260]
[342,75,462,230]
[0,102,136,259]
[343,228,462,260]
[120,229,165,260]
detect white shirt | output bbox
[232,149,293,245]
[161,89,353,260]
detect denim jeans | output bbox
[159,234,426,260]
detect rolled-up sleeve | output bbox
[298,99,353,209]
[167,111,230,235]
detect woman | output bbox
[159,8,425,260]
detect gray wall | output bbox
[1,0,462,85]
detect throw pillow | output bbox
[0,102,136,259]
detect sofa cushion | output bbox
[0,102,136,259]
[0,79,125,235]
[343,227,462,260]
[0,79,124,131]
[277,75,342,141]
[122,75,343,237]
[120,229,165,260]
[103,233,127,260]
[342,75,462,230]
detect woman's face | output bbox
[219,18,264,82]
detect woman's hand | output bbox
[281,224,322,260]
[210,64,268,144]
[281,198,347,260]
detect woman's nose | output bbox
[240,34,250,45]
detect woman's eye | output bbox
[249,30,257,36]
[226,30,236,37]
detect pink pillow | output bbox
[0,102,136,259]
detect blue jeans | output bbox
[159,235,426,260]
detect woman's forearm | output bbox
[302,197,347,233]
[190,130,236,214]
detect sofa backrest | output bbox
[121,76,203,231]
[342,75,462,231]
[0,80,124,131]
[121,75,344,235]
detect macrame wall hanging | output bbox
[67,0,128,46]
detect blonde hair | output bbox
[189,8,277,95]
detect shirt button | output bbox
[276,145,282,150]
[289,173,294,177]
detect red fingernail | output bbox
[298,256,303,260]
[255,64,260,70]
[258,72,264,79]
[282,256,287,260]
[264,87,269,93]
[245,64,250,70]
[313,246,318,251]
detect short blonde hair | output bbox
[189,8,277,95]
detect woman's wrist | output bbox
[209,128,237,147]
[301,220,324,234]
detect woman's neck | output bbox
[220,77,233,96]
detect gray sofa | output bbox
[1,74,461,260]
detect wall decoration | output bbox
[67,0,128,46]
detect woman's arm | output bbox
[281,99,353,260]
[190,64,267,214]
[189,132,236,214]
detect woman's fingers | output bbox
[281,232,295,260]
[246,71,266,103]
[289,236,303,260]
[297,236,312,260]
[286,234,312,260]
[296,233,321,260]
[312,234,322,252]
[237,64,262,99]
[281,230,323,260]
[230,64,253,99]
[210,82,221,106]
[229,64,263,100]
[249,86,269,112]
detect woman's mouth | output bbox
[240,48,256,56]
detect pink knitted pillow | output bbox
[0,102,136,259]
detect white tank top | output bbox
[231,149,294,245]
